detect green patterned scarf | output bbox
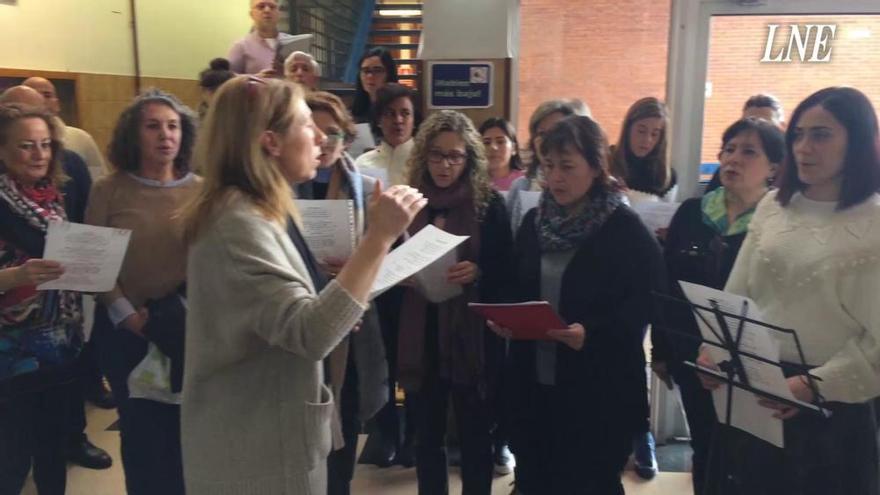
[700,186,758,236]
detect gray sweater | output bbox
[182,193,367,495]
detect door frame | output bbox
[665,0,880,198]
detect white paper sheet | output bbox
[370,225,468,300]
[415,249,462,303]
[517,190,541,215]
[631,200,680,234]
[679,281,817,448]
[358,167,390,190]
[39,221,131,292]
[348,123,377,159]
[296,199,356,262]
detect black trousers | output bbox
[411,374,493,495]
[511,383,633,495]
[67,339,102,443]
[671,363,717,495]
[706,400,878,495]
[92,306,184,495]
[0,366,75,495]
[327,353,360,495]
[373,287,414,448]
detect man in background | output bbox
[22,77,107,181]
[228,0,298,75]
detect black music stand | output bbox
[652,291,830,495]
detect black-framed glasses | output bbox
[427,150,467,166]
[360,66,387,76]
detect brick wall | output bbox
[520,6,880,178]
[518,0,671,149]
[703,15,880,163]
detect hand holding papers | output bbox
[469,301,566,340]
[296,199,357,262]
[39,221,131,292]
[414,250,462,303]
[370,225,468,300]
[678,281,825,448]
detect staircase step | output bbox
[372,15,422,23]
[374,3,422,10]
[367,43,419,50]
[370,29,421,37]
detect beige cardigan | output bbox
[182,193,366,495]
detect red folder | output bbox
[468,302,567,340]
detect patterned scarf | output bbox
[0,173,82,380]
[701,186,758,236]
[398,178,487,394]
[536,187,627,253]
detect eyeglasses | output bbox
[321,132,346,147]
[427,150,467,166]
[360,66,387,76]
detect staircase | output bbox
[368,1,423,90]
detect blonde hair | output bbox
[182,76,304,242]
[405,110,493,219]
[0,103,67,187]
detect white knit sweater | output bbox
[725,190,880,403]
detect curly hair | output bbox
[405,110,493,218]
[107,89,197,176]
[0,103,67,187]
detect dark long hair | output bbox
[478,117,523,171]
[351,47,398,121]
[610,97,671,192]
[776,87,880,210]
[108,89,197,176]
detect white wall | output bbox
[0,0,252,79]
[419,0,519,60]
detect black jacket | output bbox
[508,205,665,430]
[652,198,746,366]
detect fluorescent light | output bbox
[847,27,872,40]
[378,9,421,16]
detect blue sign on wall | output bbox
[428,61,493,109]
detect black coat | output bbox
[508,205,665,431]
[652,198,746,366]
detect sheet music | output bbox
[679,281,810,447]
[370,225,468,300]
[517,191,541,215]
[631,200,680,233]
[348,123,377,159]
[712,379,784,448]
[359,167,389,190]
[415,249,462,303]
[296,199,356,262]
[39,221,131,292]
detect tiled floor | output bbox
[23,405,694,495]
